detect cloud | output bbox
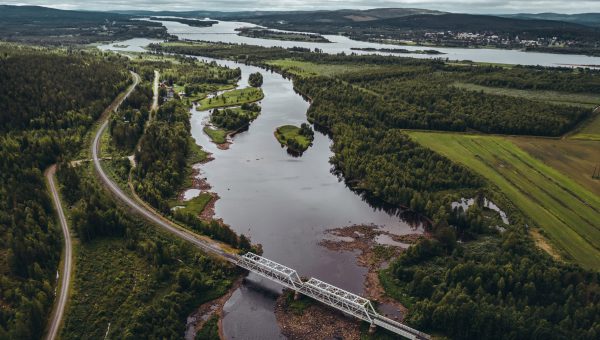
[1,0,599,14]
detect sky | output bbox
[0,0,597,14]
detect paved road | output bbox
[91,72,236,263]
[43,71,145,340]
[44,165,73,340]
[151,70,160,112]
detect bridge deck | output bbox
[236,252,430,340]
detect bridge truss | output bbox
[236,252,430,340]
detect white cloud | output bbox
[1,0,598,14]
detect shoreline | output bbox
[320,224,426,322]
[185,277,244,340]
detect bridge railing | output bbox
[236,253,430,339]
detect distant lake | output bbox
[149,17,600,68]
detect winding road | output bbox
[91,72,236,262]
[44,165,73,340]
[44,71,159,340]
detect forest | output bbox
[0,45,129,338]
[57,163,237,338]
[0,5,170,45]
[109,83,153,152]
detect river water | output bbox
[98,19,600,339]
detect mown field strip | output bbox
[407,131,600,270]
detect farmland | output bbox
[510,137,600,196]
[407,131,600,270]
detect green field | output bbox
[407,131,600,270]
[203,126,228,144]
[197,87,264,110]
[453,82,600,108]
[170,193,213,215]
[510,137,600,197]
[275,125,313,153]
[267,59,383,77]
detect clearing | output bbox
[197,87,264,111]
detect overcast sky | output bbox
[1,1,597,14]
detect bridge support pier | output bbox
[294,291,301,301]
[369,323,377,334]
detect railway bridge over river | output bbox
[236,252,431,340]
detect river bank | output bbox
[321,224,426,322]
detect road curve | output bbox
[44,165,73,340]
[91,72,236,262]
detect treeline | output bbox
[58,164,237,339]
[0,46,129,338]
[387,228,600,339]
[466,65,600,93]
[297,67,588,136]
[133,100,191,212]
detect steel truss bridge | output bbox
[236,252,430,340]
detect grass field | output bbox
[203,126,228,144]
[407,131,600,270]
[453,82,600,109]
[197,87,263,111]
[267,59,383,77]
[510,137,600,197]
[170,193,213,215]
[275,125,313,153]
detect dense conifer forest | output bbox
[0,45,130,338]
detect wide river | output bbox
[99,19,599,339]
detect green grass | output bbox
[407,131,600,270]
[197,87,264,110]
[453,82,600,108]
[274,125,313,153]
[170,193,213,215]
[203,126,228,144]
[510,137,600,197]
[188,138,209,164]
[267,59,384,77]
[571,111,600,141]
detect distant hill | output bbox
[0,5,169,44]
[367,13,593,32]
[212,10,600,41]
[113,8,444,21]
[502,13,600,27]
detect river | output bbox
[100,38,423,339]
[98,19,600,339]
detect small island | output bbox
[350,47,445,55]
[204,102,262,145]
[236,27,331,43]
[248,72,263,87]
[274,123,315,155]
[149,17,218,27]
